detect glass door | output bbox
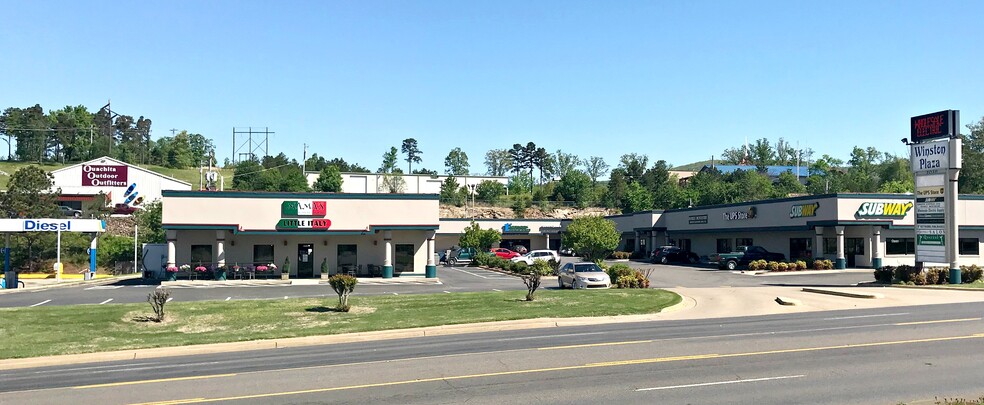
[297,244,314,278]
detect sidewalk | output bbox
[159,277,442,288]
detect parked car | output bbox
[112,203,144,215]
[441,246,479,266]
[710,246,785,270]
[59,206,82,218]
[511,249,560,265]
[559,246,576,256]
[557,262,611,289]
[490,248,521,259]
[651,246,700,264]
[511,245,528,254]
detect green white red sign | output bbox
[276,218,332,229]
[277,201,331,230]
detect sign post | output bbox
[909,110,961,283]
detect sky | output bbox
[3,1,983,173]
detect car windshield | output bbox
[573,264,603,273]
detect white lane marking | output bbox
[636,375,805,391]
[29,300,51,307]
[497,331,608,341]
[165,297,173,303]
[284,296,289,300]
[98,299,113,305]
[392,293,399,295]
[225,297,231,301]
[443,291,450,294]
[492,289,502,292]
[449,267,512,279]
[824,313,909,321]
[85,286,124,290]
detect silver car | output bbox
[557,262,611,289]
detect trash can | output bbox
[4,271,17,289]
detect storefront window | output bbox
[959,238,980,255]
[716,239,731,253]
[337,245,358,269]
[735,238,753,248]
[677,239,692,252]
[823,238,837,255]
[253,244,274,265]
[789,238,812,260]
[886,238,915,255]
[395,244,414,274]
[191,245,213,264]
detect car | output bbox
[490,248,521,260]
[58,206,82,218]
[710,246,786,270]
[651,246,700,264]
[511,245,528,254]
[441,246,479,266]
[557,262,611,289]
[112,203,144,215]
[510,249,560,265]
[559,246,576,256]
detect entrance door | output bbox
[297,244,314,278]
[789,238,812,260]
[846,238,864,268]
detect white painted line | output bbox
[225,297,231,301]
[824,313,909,321]
[449,267,491,279]
[443,291,450,294]
[636,375,805,391]
[284,296,289,300]
[392,293,399,295]
[497,331,608,341]
[98,299,113,305]
[29,300,52,307]
[165,297,173,303]
[492,289,502,292]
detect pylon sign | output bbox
[910,110,961,280]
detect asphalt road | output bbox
[0,261,874,308]
[2,301,983,404]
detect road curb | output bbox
[0,274,141,295]
[801,287,884,299]
[775,296,800,306]
[0,292,687,370]
[889,284,984,292]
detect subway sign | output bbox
[281,201,327,216]
[790,202,819,218]
[855,202,913,219]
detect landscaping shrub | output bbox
[511,261,528,273]
[328,274,358,312]
[547,259,561,275]
[911,271,927,285]
[778,262,789,272]
[796,260,807,270]
[925,268,940,285]
[606,263,634,286]
[610,251,631,260]
[491,256,510,270]
[787,262,798,271]
[766,261,779,271]
[147,288,171,322]
[616,271,650,289]
[521,260,552,301]
[894,265,919,283]
[961,265,983,283]
[813,259,833,270]
[473,252,495,267]
[874,266,895,283]
[932,268,949,284]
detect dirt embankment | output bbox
[439,205,618,219]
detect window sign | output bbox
[689,215,708,224]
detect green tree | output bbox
[313,166,343,192]
[231,158,264,190]
[554,170,592,207]
[476,180,506,202]
[521,260,552,301]
[135,200,165,244]
[401,138,422,173]
[412,168,437,175]
[960,116,984,193]
[623,181,653,213]
[619,153,649,182]
[507,174,533,196]
[772,170,806,197]
[304,153,328,172]
[553,150,582,179]
[510,142,537,191]
[484,148,513,176]
[584,156,609,186]
[165,131,194,169]
[564,216,620,262]
[844,146,880,192]
[458,221,501,250]
[379,147,399,173]
[440,176,465,206]
[603,168,628,210]
[444,147,470,175]
[1,166,60,271]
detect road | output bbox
[0,261,873,308]
[2,301,983,404]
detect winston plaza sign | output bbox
[276,201,332,230]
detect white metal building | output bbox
[50,156,192,208]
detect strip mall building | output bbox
[160,191,984,278]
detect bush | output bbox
[547,259,561,275]
[796,260,807,270]
[328,274,358,311]
[874,266,895,283]
[778,262,789,272]
[492,257,511,270]
[814,259,834,270]
[511,261,529,273]
[606,263,634,286]
[925,268,939,285]
[521,260,552,301]
[932,268,949,284]
[787,262,798,271]
[147,288,171,322]
[894,265,919,283]
[473,252,495,267]
[768,261,780,271]
[615,270,651,289]
[961,265,983,283]
[610,251,631,260]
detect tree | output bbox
[304,153,329,172]
[553,150,582,179]
[520,260,552,301]
[135,200,164,244]
[1,166,60,271]
[379,147,400,173]
[328,274,358,312]
[484,149,513,176]
[444,147,470,175]
[476,180,506,202]
[458,221,501,250]
[623,181,654,213]
[564,216,620,262]
[401,138,422,173]
[509,142,537,191]
[379,174,406,193]
[960,116,984,193]
[554,170,592,207]
[584,156,609,186]
[618,153,648,182]
[508,174,533,196]
[844,146,880,192]
[603,168,628,210]
[440,176,465,206]
[412,168,437,175]
[231,158,264,190]
[313,166,343,192]
[772,170,806,197]
[532,147,554,185]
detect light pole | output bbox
[467,183,477,207]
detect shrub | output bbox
[328,274,358,312]
[147,288,171,322]
[874,266,895,283]
[814,259,834,270]
[606,263,634,286]
[547,259,561,275]
[961,265,983,283]
[473,252,495,267]
[521,260,552,301]
[768,261,780,271]
[925,268,939,285]
[911,271,927,285]
[616,271,651,289]
[933,268,949,284]
[894,265,919,283]
[490,256,510,270]
[610,251,631,260]
[511,261,529,273]
[796,260,807,270]
[787,262,798,271]
[778,262,789,272]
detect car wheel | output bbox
[726,260,737,270]
[449,258,457,266]
[558,278,564,289]
[73,212,81,218]
[688,255,698,264]
[660,256,668,264]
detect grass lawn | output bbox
[0,288,680,360]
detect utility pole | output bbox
[302,143,308,173]
[170,128,177,136]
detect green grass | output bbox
[0,289,680,359]
[0,161,234,190]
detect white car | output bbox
[510,249,560,265]
[557,262,611,289]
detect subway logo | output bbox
[854,202,913,219]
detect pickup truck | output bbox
[440,247,479,266]
[710,246,785,270]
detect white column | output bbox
[167,239,176,267]
[426,231,436,267]
[814,226,824,259]
[544,234,550,251]
[383,230,393,267]
[216,230,226,267]
[871,226,882,268]
[835,226,846,269]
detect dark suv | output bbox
[651,246,700,264]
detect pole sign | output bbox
[910,139,950,175]
[0,219,106,233]
[910,110,955,143]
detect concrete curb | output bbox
[801,287,884,299]
[0,274,141,295]
[889,284,984,292]
[732,269,873,277]
[775,296,800,306]
[0,294,688,370]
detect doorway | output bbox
[789,238,812,260]
[846,238,864,268]
[297,243,314,278]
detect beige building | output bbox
[613,193,984,269]
[161,191,440,278]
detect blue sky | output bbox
[3,1,983,173]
